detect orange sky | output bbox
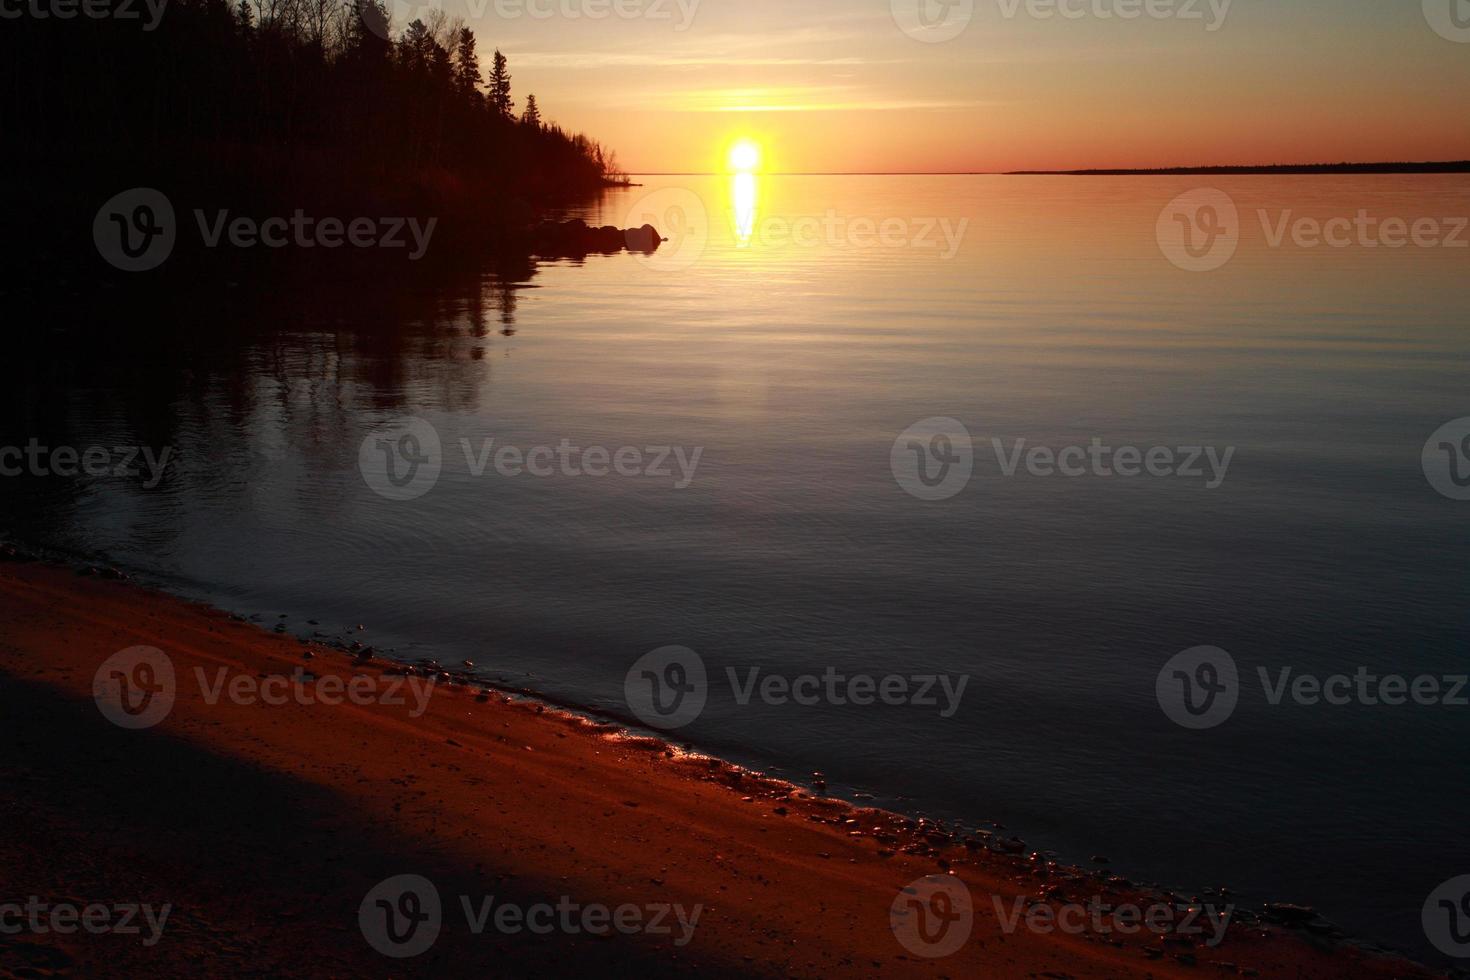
[450,0,1470,172]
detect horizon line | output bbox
[628,160,1470,177]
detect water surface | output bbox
[6,175,1468,963]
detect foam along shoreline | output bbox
[0,554,1438,978]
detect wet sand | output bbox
[0,560,1435,978]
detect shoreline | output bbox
[0,553,1440,977]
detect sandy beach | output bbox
[0,558,1436,978]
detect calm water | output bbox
[5,175,1468,963]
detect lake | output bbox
[4,174,1468,964]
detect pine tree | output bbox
[521,94,540,128]
[453,28,481,100]
[488,48,513,118]
[236,0,254,35]
[430,42,452,87]
[399,19,432,74]
[348,0,391,60]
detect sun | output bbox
[728,140,761,173]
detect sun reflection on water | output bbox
[731,172,758,246]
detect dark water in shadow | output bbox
[4,175,1468,965]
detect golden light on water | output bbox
[731,172,757,246]
[723,139,762,246]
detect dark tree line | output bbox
[2,0,622,253]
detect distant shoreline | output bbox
[1007,162,1470,175]
[627,161,1470,177]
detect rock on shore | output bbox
[530,219,664,256]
